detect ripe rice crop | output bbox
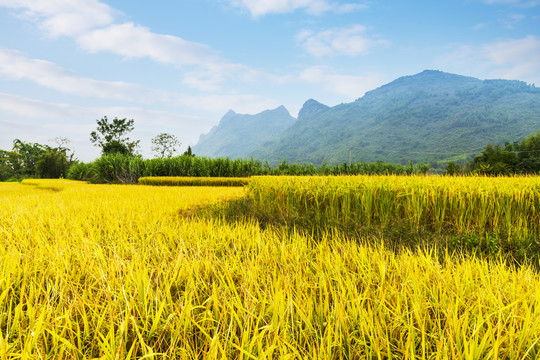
[2,179,540,358]
[139,176,250,187]
[21,179,88,192]
[248,175,540,255]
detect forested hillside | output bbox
[252,70,540,168]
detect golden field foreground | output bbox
[1,178,540,359]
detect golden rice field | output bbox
[249,175,540,254]
[138,177,250,187]
[1,177,540,359]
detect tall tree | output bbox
[49,137,77,163]
[90,116,140,155]
[183,146,195,157]
[11,139,50,176]
[151,133,180,158]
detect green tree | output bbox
[102,140,130,156]
[469,142,517,175]
[469,132,540,175]
[35,150,69,178]
[183,145,195,157]
[516,131,540,173]
[151,133,180,158]
[90,116,140,155]
[0,150,16,181]
[50,137,76,163]
[1,138,76,180]
[11,139,50,176]
[444,161,462,176]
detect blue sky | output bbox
[0,0,539,161]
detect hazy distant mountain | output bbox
[193,106,295,158]
[297,99,329,120]
[252,70,540,167]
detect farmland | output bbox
[138,176,250,187]
[1,177,540,358]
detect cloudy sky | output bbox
[0,0,539,161]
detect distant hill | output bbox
[297,99,329,120]
[252,70,540,167]
[192,106,295,158]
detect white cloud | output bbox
[73,17,297,93]
[334,3,367,13]
[297,24,387,57]
[0,47,280,108]
[482,0,539,6]
[0,0,246,91]
[440,35,540,84]
[299,66,384,98]
[77,23,220,68]
[228,0,366,16]
[182,73,224,93]
[0,0,115,36]
[0,92,212,130]
[473,23,488,30]
[0,48,170,102]
[0,92,77,119]
[501,13,526,28]
[483,36,540,79]
[0,119,22,129]
[181,64,272,92]
[0,1,214,67]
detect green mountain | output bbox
[252,70,540,168]
[193,106,296,158]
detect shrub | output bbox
[67,162,95,182]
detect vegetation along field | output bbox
[2,176,540,359]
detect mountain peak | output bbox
[219,110,239,126]
[361,70,481,101]
[193,106,295,159]
[395,69,479,84]
[298,99,330,120]
[223,109,236,118]
[263,105,291,116]
[418,69,444,76]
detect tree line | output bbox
[0,117,191,181]
[0,137,76,181]
[446,131,540,175]
[3,115,540,181]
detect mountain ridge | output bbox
[192,105,295,159]
[194,70,540,168]
[252,70,540,168]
